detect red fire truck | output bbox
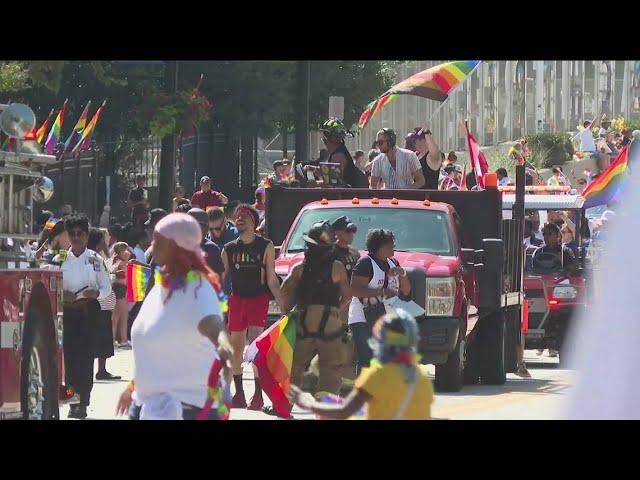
[0,103,69,419]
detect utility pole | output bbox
[158,60,178,211]
[295,61,310,164]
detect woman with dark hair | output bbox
[87,228,120,381]
[348,229,411,373]
[115,213,233,420]
[404,127,442,190]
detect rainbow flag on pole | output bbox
[358,60,480,129]
[34,109,55,145]
[244,309,298,418]
[126,262,152,302]
[45,99,68,155]
[63,101,91,155]
[582,145,630,209]
[72,100,106,154]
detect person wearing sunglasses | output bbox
[59,214,112,419]
[207,208,240,295]
[370,128,425,190]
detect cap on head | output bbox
[200,176,211,185]
[154,213,202,255]
[331,215,356,232]
[302,221,335,247]
[187,207,209,227]
[144,208,168,227]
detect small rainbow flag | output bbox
[582,145,630,209]
[244,309,297,418]
[44,217,61,231]
[126,263,152,302]
[34,109,55,145]
[72,100,107,154]
[358,60,480,129]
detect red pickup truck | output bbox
[265,185,525,392]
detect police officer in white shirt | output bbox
[58,214,112,419]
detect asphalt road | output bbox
[61,349,573,420]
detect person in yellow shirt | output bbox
[287,309,433,420]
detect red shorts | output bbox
[227,293,270,332]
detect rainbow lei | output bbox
[154,268,228,313]
[197,358,231,420]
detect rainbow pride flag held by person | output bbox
[358,60,480,129]
[126,263,152,302]
[44,217,61,231]
[45,100,68,155]
[582,145,630,209]
[244,310,298,418]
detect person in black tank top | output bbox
[221,204,283,411]
[279,221,351,404]
[404,127,442,190]
[320,118,368,188]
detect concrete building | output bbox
[345,60,640,154]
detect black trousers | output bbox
[63,301,99,406]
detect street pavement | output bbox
[61,350,574,420]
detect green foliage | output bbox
[524,132,574,168]
[0,62,30,92]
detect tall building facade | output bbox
[346,60,640,153]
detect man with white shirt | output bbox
[579,121,596,152]
[370,128,426,190]
[59,214,112,419]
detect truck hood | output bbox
[275,250,460,278]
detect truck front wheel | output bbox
[21,308,58,420]
[435,336,465,392]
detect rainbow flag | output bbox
[358,60,480,129]
[44,217,61,231]
[35,109,55,144]
[72,100,106,154]
[582,145,630,209]
[63,101,91,155]
[126,262,152,302]
[244,310,298,418]
[45,99,68,155]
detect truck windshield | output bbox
[285,208,455,255]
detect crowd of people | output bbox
[25,112,624,420]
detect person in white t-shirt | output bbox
[115,213,233,420]
[370,128,426,189]
[579,121,596,152]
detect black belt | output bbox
[297,305,344,341]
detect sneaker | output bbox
[516,363,532,378]
[95,371,122,381]
[247,394,264,411]
[548,349,559,358]
[119,341,132,350]
[262,405,293,419]
[231,391,247,409]
[67,404,87,419]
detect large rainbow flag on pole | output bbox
[126,262,152,302]
[62,101,91,155]
[358,60,481,129]
[72,100,107,154]
[244,309,298,418]
[582,145,630,209]
[44,99,68,155]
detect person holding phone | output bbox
[58,214,112,419]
